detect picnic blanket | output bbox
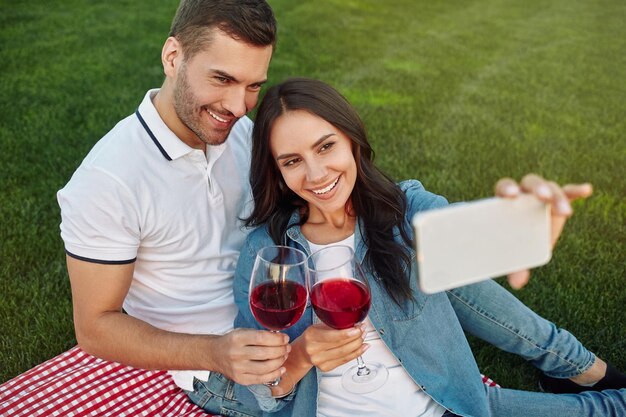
[0,346,499,416]
[0,346,213,416]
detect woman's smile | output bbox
[310,176,340,196]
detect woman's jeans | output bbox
[446,280,595,378]
[186,380,626,417]
[486,386,626,416]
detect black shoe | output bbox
[539,364,626,394]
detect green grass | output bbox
[1,0,624,390]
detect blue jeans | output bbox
[486,386,626,416]
[447,281,626,415]
[447,280,595,378]
[185,373,261,417]
[189,280,621,415]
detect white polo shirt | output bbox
[57,89,254,390]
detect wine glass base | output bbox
[341,361,389,394]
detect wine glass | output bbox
[249,245,309,386]
[307,244,388,394]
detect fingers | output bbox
[232,361,287,386]
[298,324,367,370]
[519,174,554,201]
[545,181,572,217]
[507,270,531,290]
[233,328,290,346]
[304,323,364,343]
[212,329,291,385]
[317,344,369,372]
[498,175,593,203]
[222,347,288,386]
[494,177,520,198]
[313,337,368,372]
[563,183,593,201]
[497,176,593,286]
[238,343,291,361]
[520,174,592,207]
[227,329,291,361]
[223,354,287,386]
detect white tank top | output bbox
[307,236,446,417]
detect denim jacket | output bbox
[233,180,490,417]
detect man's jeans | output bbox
[185,373,261,417]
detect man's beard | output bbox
[173,65,234,146]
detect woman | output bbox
[233,78,625,416]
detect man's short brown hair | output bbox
[169,0,277,60]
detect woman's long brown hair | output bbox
[246,78,414,304]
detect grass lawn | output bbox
[1,0,624,391]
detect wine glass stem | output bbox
[355,355,371,377]
[267,330,282,386]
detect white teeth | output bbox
[208,110,227,123]
[313,177,339,195]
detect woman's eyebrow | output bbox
[275,133,335,161]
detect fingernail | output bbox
[503,184,518,196]
[362,344,370,352]
[347,328,360,336]
[537,185,551,199]
[280,367,286,375]
[286,345,292,353]
[558,201,572,215]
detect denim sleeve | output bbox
[399,179,449,222]
[233,232,298,412]
[233,235,264,330]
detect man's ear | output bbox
[162,36,182,78]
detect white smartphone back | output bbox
[412,195,552,294]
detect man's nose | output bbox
[222,87,248,118]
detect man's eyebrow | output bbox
[211,69,237,82]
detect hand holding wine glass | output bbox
[249,245,308,386]
[307,244,388,394]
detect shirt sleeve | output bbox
[57,165,141,263]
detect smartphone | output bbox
[412,194,552,294]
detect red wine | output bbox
[310,278,371,329]
[250,281,307,330]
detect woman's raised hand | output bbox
[494,174,593,289]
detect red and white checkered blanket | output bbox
[0,346,213,416]
[0,346,499,416]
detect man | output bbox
[57,1,624,416]
[58,1,286,415]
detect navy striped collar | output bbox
[135,109,172,161]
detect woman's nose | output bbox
[306,162,327,183]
